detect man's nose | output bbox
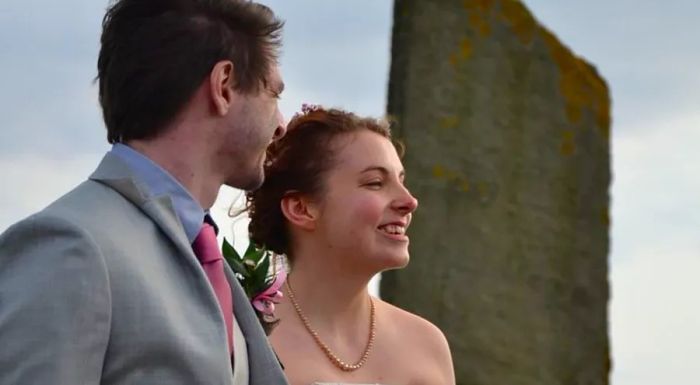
[272,109,287,140]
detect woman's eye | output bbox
[365,181,383,188]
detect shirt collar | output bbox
[110,143,207,243]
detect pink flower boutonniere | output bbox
[221,239,286,335]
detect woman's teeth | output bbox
[379,224,405,235]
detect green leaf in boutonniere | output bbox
[243,241,265,265]
[251,250,271,295]
[220,238,286,336]
[222,238,250,279]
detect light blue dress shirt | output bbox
[110,143,207,242]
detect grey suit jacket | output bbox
[0,153,288,385]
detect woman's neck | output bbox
[284,248,375,337]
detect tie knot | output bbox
[192,223,221,264]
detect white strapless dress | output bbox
[312,383,392,385]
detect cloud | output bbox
[0,152,104,231]
[0,0,105,157]
[609,111,700,385]
[611,110,700,262]
[611,244,700,385]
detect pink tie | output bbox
[192,223,234,354]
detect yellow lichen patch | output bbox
[460,37,473,59]
[440,115,459,129]
[464,0,496,12]
[449,37,474,69]
[600,207,610,226]
[479,19,492,36]
[459,0,495,68]
[432,164,446,179]
[592,88,610,131]
[540,28,610,137]
[560,130,576,156]
[444,168,460,182]
[449,52,459,69]
[560,141,575,156]
[565,103,582,124]
[432,165,475,194]
[467,7,492,37]
[467,11,480,27]
[499,0,537,45]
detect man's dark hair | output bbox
[97,0,283,143]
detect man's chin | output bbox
[225,169,264,192]
[243,176,265,192]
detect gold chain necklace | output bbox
[285,280,376,372]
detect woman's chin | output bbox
[375,252,410,272]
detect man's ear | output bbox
[280,192,318,231]
[209,60,235,116]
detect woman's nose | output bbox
[394,185,418,214]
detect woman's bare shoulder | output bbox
[375,298,447,345]
[374,298,455,384]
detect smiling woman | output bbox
[245,106,455,385]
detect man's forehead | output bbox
[268,66,284,91]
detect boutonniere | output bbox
[221,239,286,336]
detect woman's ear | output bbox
[280,192,318,231]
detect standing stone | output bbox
[380,1,611,384]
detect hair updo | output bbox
[245,106,398,260]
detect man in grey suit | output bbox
[0,0,289,384]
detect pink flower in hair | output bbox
[301,103,322,114]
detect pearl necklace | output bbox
[285,280,376,372]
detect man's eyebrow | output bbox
[275,81,285,94]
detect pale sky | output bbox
[0,1,698,384]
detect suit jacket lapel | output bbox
[89,153,202,274]
[89,152,149,205]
